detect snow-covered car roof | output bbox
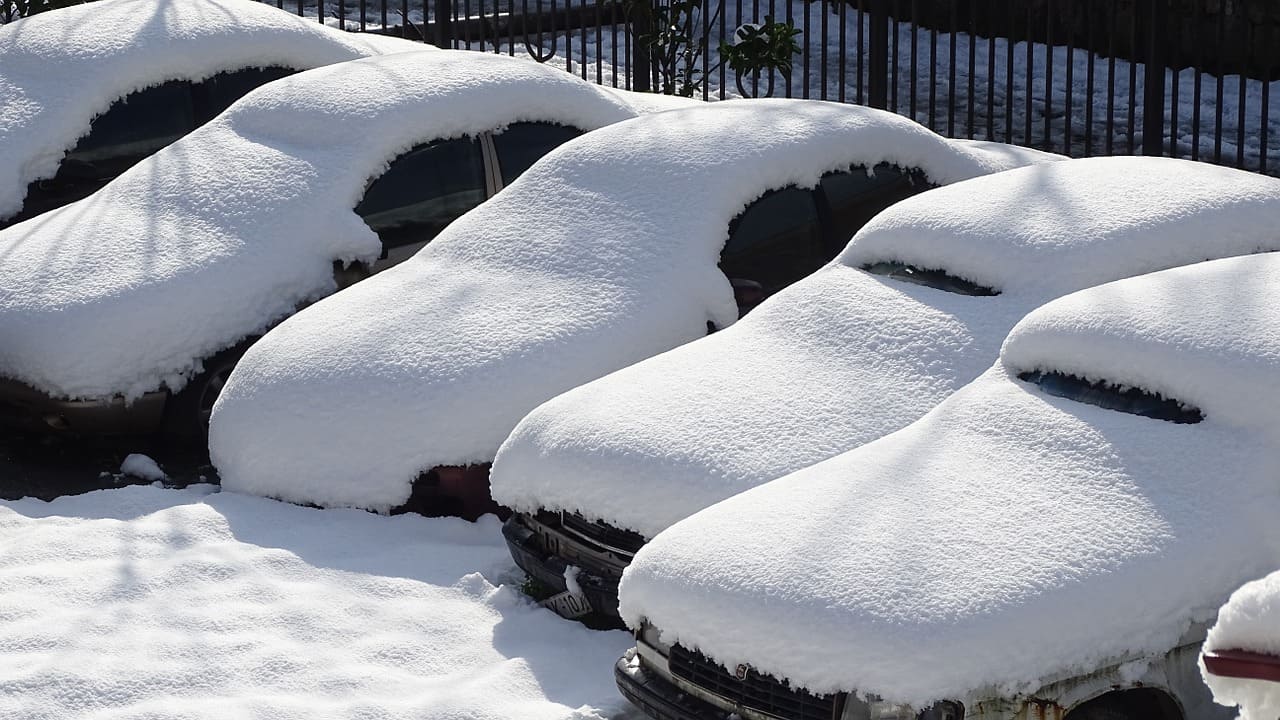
[489,156,1280,539]
[0,49,660,402]
[0,0,422,222]
[208,99,1055,512]
[1202,571,1280,720]
[618,251,1280,708]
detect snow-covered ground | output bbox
[0,484,633,719]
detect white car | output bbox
[208,99,1058,519]
[0,0,420,228]
[488,155,1280,626]
[0,50,671,438]
[1201,570,1280,720]
[616,251,1280,720]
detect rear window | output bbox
[862,261,998,296]
[1018,370,1204,424]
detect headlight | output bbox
[638,622,672,655]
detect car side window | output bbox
[491,122,585,187]
[719,186,824,312]
[819,163,925,245]
[1019,370,1204,424]
[197,66,296,118]
[61,80,196,177]
[355,137,488,251]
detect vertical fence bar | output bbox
[890,0,899,111]
[1005,0,1014,141]
[338,0,344,30]
[819,0,828,100]
[1105,0,1116,154]
[596,0,604,84]
[1065,5,1075,155]
[460,0,470,48]
[400,0,408,36]
[856,0,865,103]
[802,0,811,97]
[1214,3,1225,163]
[867,0,888,108]
[631,4,648,91]
[318,0,325,26]
[928,11,937,130]
[908,0,917,120]
[380,0,386,33]
[722,0,730,97]
[755,0,763,96]
[986,4,995,140]
[783,0,793,96]
[947,1,956,138]
[1168,5,1179,157]
[433,0,451,45]
[1142,0,1167,157]
[611,0,620,87]
[1191,1,1202,159]
[297,0,303,19]
[966,0,975,138]
[1126,3,1137,153]
[1024,2,1033,146]
[358,0,366,30]
[700,0,708,98]
[838,0,847,103]
[1262,21,1272,173]
[1084,0,1094,156]
[1236,9,1248,168]
[1043,0,1053,151]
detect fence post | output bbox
[630,2,652,92]
[1141,0,1168,157]
[433,0,453,47]
[867,0,889,109]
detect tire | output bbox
[164,342,253,441]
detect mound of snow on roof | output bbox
[490,157,1280,539]
[619,253,1280,707]
[210,99,1049,512]
[0,50,645,401]
[0,0,420,221]
[1202,570,1280,720]
[0,484,632,719]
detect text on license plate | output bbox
[540,590,592,619]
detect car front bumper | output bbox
[0,377,168,435]
[502,513,626,627]
[615,651,738,720]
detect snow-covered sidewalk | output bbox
[0,485,633,719]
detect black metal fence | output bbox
[6,0,1278,173]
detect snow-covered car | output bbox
[615,251,1280,720]
[0,0,421,229]
[1201,571,1280,720]
[488,155,1280,625]
[208,99,1059,519]
[0,50,679,438]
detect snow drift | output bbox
[0,0,421,222]
[618,252,1280,707]
[490,156,1280,540]
[210,99,1054,512]
[0,484,633,719]
[1202,571,1280,720]
[0,49,655,402]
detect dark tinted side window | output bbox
[1019,370,1204,424]
[820,163,926,244]
[198,66,296,118]
[355,137,487,251]
[492,122,585,186]
[64,80,196,172]
[720,186,824,304]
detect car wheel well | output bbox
[1066,688,1184,720]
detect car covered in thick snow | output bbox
[1201,571,1280,720]
[0,0,421,229]
[488,156,1280,625]
[208,99,1059,519]
[615,251,1280,720]
[0,50,678,438]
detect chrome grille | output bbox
[668,644,838,720]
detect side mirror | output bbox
[332,260,372,290]
[730,277,766,316]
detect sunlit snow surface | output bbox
[1202,570,1280,720]
[0,485,632,719]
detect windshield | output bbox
[861,261,998,296]
[1018,370,1203,424]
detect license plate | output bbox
[540,589,592,619]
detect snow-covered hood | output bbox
[618,253,1280,707]
[0,0,421,222]
[1202,570,1280,720]
[490,156,1280,538]
[208,99,1051,512]
[0,50,648,401]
